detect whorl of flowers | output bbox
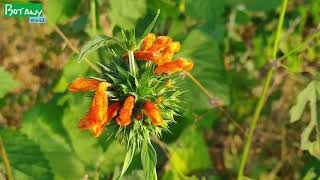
[68,11,193,179]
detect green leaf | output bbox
[62,94,104,167]
[141,142,157,180]
[21,102,86,179]
[178,30,230,110]
[46,0,81,26]
[0,67,18,98]
[108,0,147,29]
[120,141,136,177]
[136,9,160,49]
[78,35,122,62]
[168,126,212,175]
[0,128,53,180]
[290,81,320,159]
[185,0,224,28]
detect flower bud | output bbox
[116,96,135,126]
[143,101,164,126]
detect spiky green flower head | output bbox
[69,10,194,179]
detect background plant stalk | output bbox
[237,0,288,178]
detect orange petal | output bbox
[116,96,135,126]
[154,58,193,75]
[159,42,181,65]
[141,33,156,51]
[148,36,173,52]
[143,101,164,126]
[68,78,100,92]
[104,102,121,124]
[77,114,91,130]
[132,51,161,61]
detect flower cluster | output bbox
[68,33,193,139]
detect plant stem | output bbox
[128,50,136,76]
[90,0,97,36]
[53,25,102,74]
[184,72,214,99]
[237,0,288,179]
[0,138,13,180]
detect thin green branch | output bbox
[277,30,320,62]
[0,138,13,180]
[237,0,288,179]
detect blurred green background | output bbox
[0,0,320,179]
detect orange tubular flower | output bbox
[116,96,135,126]
[141,33,156,51]
[159,42,181,65]
[154,58,194,75]
[68,78,100,92]
[143,101,164,126]
[129,51,161,61]
[77,82,109,138]
[148,36,173,52]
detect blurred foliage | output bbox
[0,0,320,179]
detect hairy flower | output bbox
[76,82,109,138]
[154,58,194,75]
[68,78,100,92]
[143,101,164,126]
[158,42,181,65]
[116,96,135,126]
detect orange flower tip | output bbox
[175,58,194,71]
[156,96,164,103]
[68,78,100,92]
[116,117,131,126]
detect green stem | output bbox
[128,51,136,76]
[237,0,288,179]
[0,138,13,180]
[90,0,97,36]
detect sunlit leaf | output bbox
[168,126,212,175]
[178,29,230,111]
[141,142,157,180]
[0,128,53,180]
[21,103,86,179]
[108,0,147,29]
